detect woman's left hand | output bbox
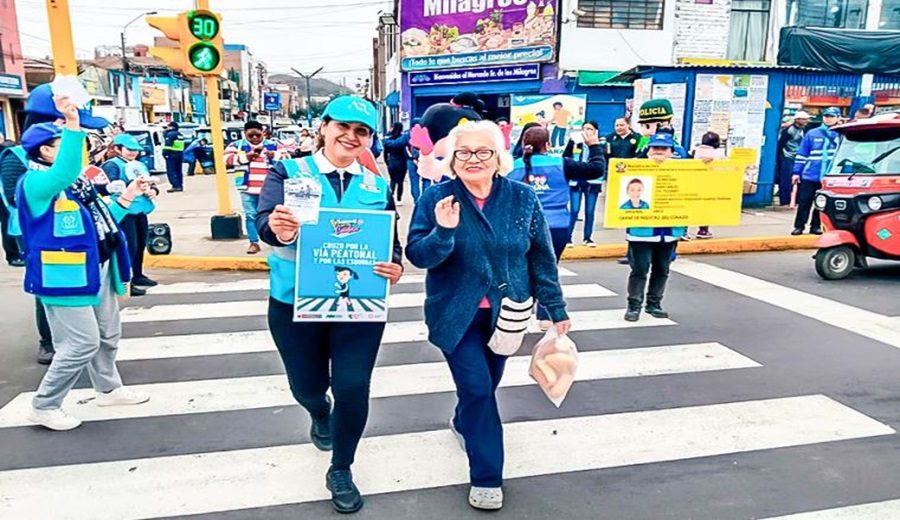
[122,179,146,200]
[374,262,403,285]
[554,319,572,336]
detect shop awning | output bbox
[577,71,625,86]
[779,27,900,75]
[384,91,400,107]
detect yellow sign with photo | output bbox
[604,159,744,228]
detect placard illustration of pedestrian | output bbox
[334,266,359,311]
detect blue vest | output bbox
[16,179,131,297]
[509,155,570,229]
[106,157,156,215]
[0,146,26,237]
[268,156,392,304]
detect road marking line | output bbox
[0,342,753,427]
[145,268,579,296]
[671,259,900,349]
[116,309,675,361]
[121,283,616,323]
[762,499,900,519]
[0,395,891,519]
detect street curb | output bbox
[145,235,818,271]
[562,235,818,260]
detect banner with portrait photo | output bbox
[294,209,395,322]
[604,159,744,228]
[510,94,587,155]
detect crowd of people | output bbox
[2,83,873,515]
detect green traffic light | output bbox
[188,12,219,40]
[189,43,221,72]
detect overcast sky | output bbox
[11,0,391,84]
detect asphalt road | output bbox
[1,251,899,519]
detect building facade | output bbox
[0,0,27,140]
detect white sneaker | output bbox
[469,486,503,510]
[565,242,574,248]
[28,408,82,431]
[538,320,552,331]
[449,417,466,452]
[95,386,150,407]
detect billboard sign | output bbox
[400,0,558,71]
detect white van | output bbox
[125,125,166,174]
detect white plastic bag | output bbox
[528,328,578,407]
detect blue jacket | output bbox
[793,125,839,182]
[163,129,183,159]
[508,145,605,229]
[406,177,568,353]
[0,145,26,236]
[383,133,410,168]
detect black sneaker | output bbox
[130,285,146,297]
[617,256,630,265]
[8,258,25,267]
[810,227,823,235]
[166,187,184,193]
[310,395,333,451]
[624,308,640,322]
[36,347,54,365]
[326,467,364,514]
[645,305,669,319]
[132,276,158,287]
[791,228,804,236]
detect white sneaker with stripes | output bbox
[469,486,503,510]
[95,387,150,407]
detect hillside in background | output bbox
[268,74,352,97]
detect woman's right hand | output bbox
[269,205,300,243]
[53,96,80,130]
[435,195,460,229]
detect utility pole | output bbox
[291,66,323,128]
[120,11,157,108]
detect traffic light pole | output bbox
[45,0,77,76]
[205,76,232,216]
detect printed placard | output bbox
[294,209,395,322]
[604,159,744,228]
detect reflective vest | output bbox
[508,155,570,229]
[0,146,26,237]
[105,157,156,215]
[268,156,392,304]
[16,180,131,298]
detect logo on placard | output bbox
[330,218,363,238]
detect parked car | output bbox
[125,124,166,173]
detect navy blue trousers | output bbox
[267,298,384,470]
[165,155,183,189]
[445,309,508,487]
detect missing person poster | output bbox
[604,159,744,228]
[294,209,395,322]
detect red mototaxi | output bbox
[813,112,900,279]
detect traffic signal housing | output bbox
[147,10,224,76]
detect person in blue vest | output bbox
[791,107,841,236]
[163,122,184,193]
[508,125,604,330]
[1,82,110,365]
[99,134,161,295]
[624,133,687,322]
[17,96,152,431]
[255,96,404,514]
[406,120,571,511]
[562,120,607,247]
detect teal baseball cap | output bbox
[113,133,145,151]
[322,96,378,132]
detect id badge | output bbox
[53,199,85,238]
[284,177,322,225]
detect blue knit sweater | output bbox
[406,176,568,353]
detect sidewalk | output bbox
[145,174,816,270]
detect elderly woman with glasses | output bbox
[406,120,571,511]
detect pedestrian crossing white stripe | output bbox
[763,499,900,519]
[670,259,900,349]
[0,342,753,427]
[0,395,891,520]
[115,309,675,361]
[145,267,580,296]
[121,283,616,323]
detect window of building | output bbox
[790,0,869,29]
[576,0,666,30]
[880,0,900,29]
[0,35,6,73]
[727,0,771,60]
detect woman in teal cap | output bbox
[98,133,160,295]
[256,95,404,514]
[17,96,152,431]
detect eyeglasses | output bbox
[453,149,495,162]
[246,132,263,138]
